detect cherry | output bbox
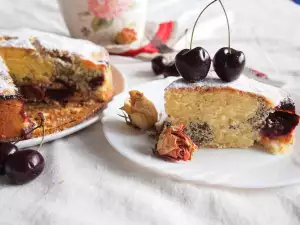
[174,0,216,82]
[4,112,46,185]
[0,142,18,175]
[151,56,180,78]
[213,47,245,82]
[175,48,211,82]
[163,61,180,78]
[151,55,167,75]
[213,0,246,82]
[5,149,45,184]
[261,111,299,138]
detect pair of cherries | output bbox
[175,47,245,83]
[175,0,246,83]
[176,0,245,83]
[153,0,245,83]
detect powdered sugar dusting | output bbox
[166,71,287,106]
[0,37,35,50]
[0,57,17,96]
[34,35,109,66]
[0,29,109,67]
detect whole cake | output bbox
[0,33,114,141]
[164,72,299,154]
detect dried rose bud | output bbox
[120,90,158,130]
[155,124,198,161]
[115,28,137,45]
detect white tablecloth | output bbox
[0,0,300,224]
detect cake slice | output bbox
[0,35,113,102]
[164,72,299,154]
[0,57,33,140]
[0,33,115,141]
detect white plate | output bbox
[17,64,126,149]
[102,76,300,188]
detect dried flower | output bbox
[120,90,158,130]
[115,28,137,45]
[154,124,198,161]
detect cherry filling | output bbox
[89,76,104,90]
[19,79,75,102]
[19,85,45,101]
[45,88,74,101]
[19,77,103,102]
[261,111,299,138]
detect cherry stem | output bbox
[190,0,217,50]
[218,0,231,53]
[13,113,46,148]
[13,124,41,145]
[37,113,45,151]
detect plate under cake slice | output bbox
[164,72,299,154]
[0,57,33,140]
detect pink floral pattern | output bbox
[88,0,133,20]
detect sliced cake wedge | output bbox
[164,72,299,154]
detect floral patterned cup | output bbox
[58,0,148,46]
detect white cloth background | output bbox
[0,0,300,224]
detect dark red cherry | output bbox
[261,111,299,138]
[5,149,45,185]
[163,61,180,78]
[0,142,18,175]
[213,47,245,82]
[151,55,167,75]
[175,47,211,82]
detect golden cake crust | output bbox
[166,86,274,107]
